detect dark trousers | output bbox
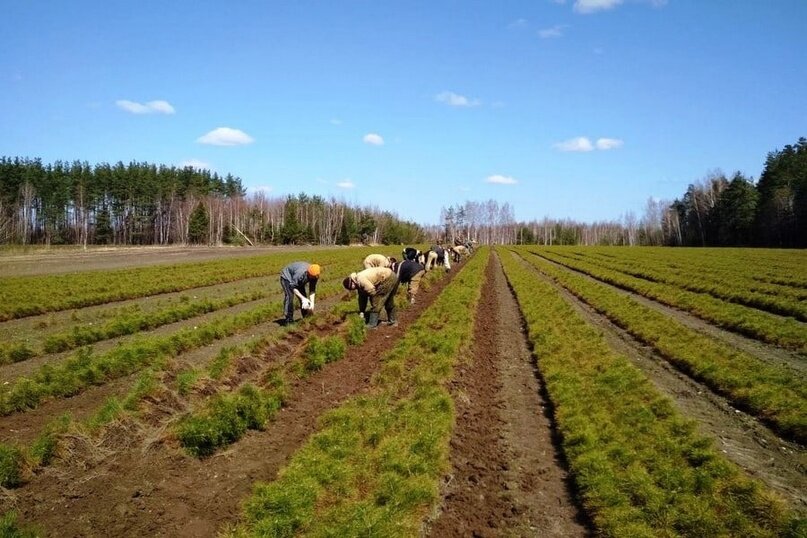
[280,277,304,321]
[358,274,399,318]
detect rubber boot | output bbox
[366,311,380,329]
[386,308,398,327]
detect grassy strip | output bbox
[0,511,40,537]
[519,249,807,443]
[556,248,807,320]
[0,369,156,488]
[533,248,807,353]
[0,247,380,321]
[0,290,269,364]
[0,253,288,321]
[499,249,802,537]
[225,248,488,537]
[177,329,353,457]
[578,246,807,292]
[0,300,280,416]
[0,256,363,417]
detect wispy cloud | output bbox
[363,133,384,146]
[538,24,568,38]
[330,118,342,125]
[572,0,666,14]
[337,180,356,189]
[486,174,518,185]
[553,137,595,152]
[435,91,481,108]
[116,99,175,115]
[197,127,254,146]
[179,159,212,170]
[252,185,273,194]
[553,136,624,152]
[595,137,624,150]
[508,18,528,29]
[573,0,623,13]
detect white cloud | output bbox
[330,118,342,125]
[595,137,624,150]
[363,133,384,146]
[486,174,518,185]
[553,137,595,152]
[508,18,528,28]
[336,180,356,189]
[553,136,624,151]
[179,159,212,170]
[116,99,176,115]
[573,0,623,14]
[197,127,254,146]
[252,185,273,194]
[538,24,568,38]
[435,91,481,108]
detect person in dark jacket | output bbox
[280,261,320,325]
[402,247,420,262]
[396,258,426,304]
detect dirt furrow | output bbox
[513,251,807,513]
[428,253,590,537]
[1,263,460,537]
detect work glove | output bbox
[309,294,315,309]
[301,298,312,310]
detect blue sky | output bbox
[2,1,805,225]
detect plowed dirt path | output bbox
[428,253,590,537]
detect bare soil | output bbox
[511,251,807,513]
[428,253,590,537]
[0,258,459,537]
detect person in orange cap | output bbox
[279,261,320,325]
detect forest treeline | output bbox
[1,137,804,248]
[439,137,806,247]
[0,158,424,246]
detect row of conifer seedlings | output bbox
[520,247,807,443]
[225,247,486,537]
[0,248,383,417]
[535,248,807,353]
[500,248,802,537]
[0,248,367,365]
[0,247,456,536]
[0,251,377,490]
[553,247,807,320]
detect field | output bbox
[0,245,804,537]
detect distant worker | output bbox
[425,243,450,272]
[402,247,420,262]
[279,261,320,325]
[452,244,469,262]
[342,266,399,328]
[363,253,397,269]
[396,256,426,304]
